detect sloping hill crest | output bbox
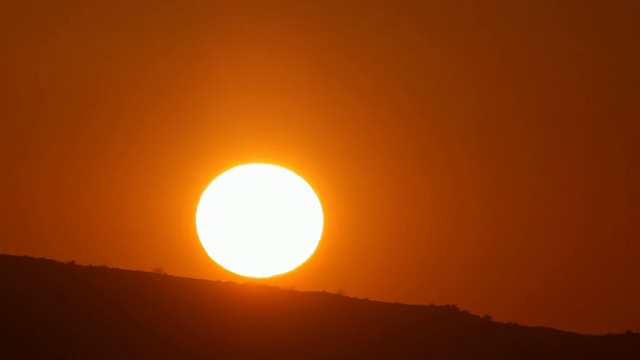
[1,254,638,359]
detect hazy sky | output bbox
[1,0,638,334]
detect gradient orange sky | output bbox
[1,1,638,335]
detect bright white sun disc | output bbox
[195,164,324,278]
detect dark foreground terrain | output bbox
[1,254,638,359]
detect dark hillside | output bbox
[1,254,638,359]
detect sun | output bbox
[195,164,324,278]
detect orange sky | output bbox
[1,1,639,335]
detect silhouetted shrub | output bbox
[152,267,167,275]
[443,304,460,312]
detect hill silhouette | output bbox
[1,254,638,359]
